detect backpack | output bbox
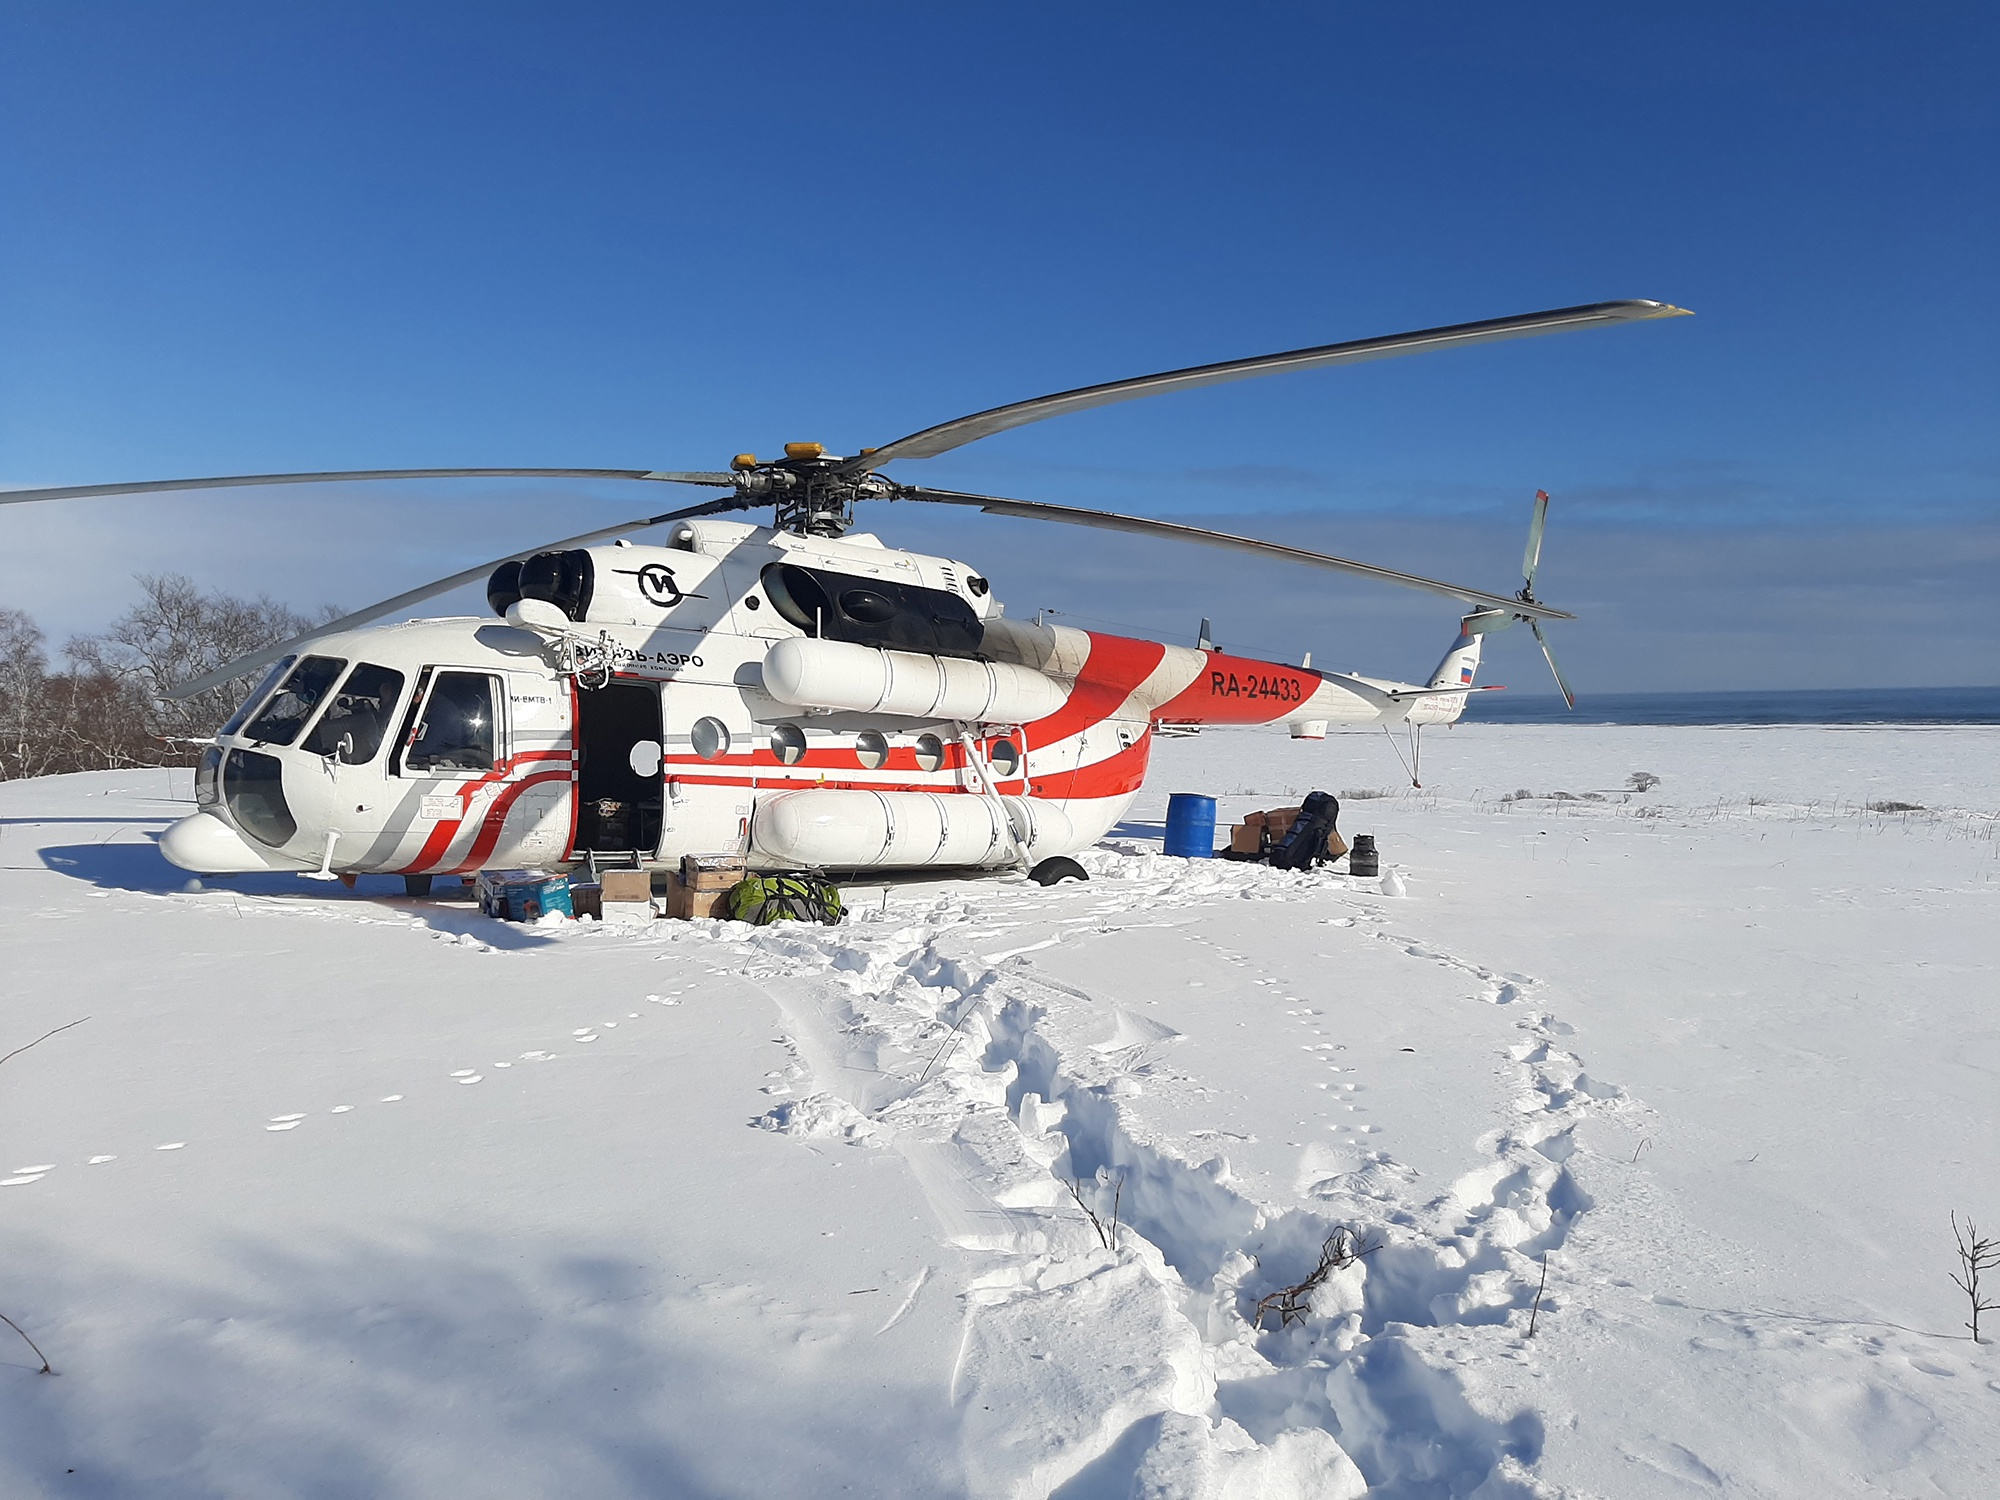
[1266,791,1343,871]
[728,873,845,926]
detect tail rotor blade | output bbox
[1528,619,1576,710]
[1521,489,1550,592]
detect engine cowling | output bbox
[761,637,1068,724]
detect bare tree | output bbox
[65,573,336,754]
[0,578,338,777]
[0,608,51,779]
[1950,1213,1998,1343]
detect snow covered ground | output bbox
[1,723,1995,1498]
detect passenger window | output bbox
[245,656,348,745]
[771,723,807,765]
[989,738,1021,777]
[303,663,406,764]
[405,672,500,773]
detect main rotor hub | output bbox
[731,447,894,537]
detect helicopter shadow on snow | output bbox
[30,834,560,951]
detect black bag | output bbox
[1267,791,1341,871]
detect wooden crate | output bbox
[679,855,747,892]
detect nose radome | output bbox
[159,811,286,874]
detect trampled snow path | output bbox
[733,851,1645,1497]
[2,724,1996,1498]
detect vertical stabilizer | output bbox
[1427,615,1486,690]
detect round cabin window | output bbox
[771,723,807,766]
[989,738,1021,777]
[913,733,944,773]
[690,717,731,761]
[855,730,888,770]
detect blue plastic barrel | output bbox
[1163,792,1218,859]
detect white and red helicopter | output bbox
[6,299,1687,891]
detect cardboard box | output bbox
[600,869,654,904]
[1325,830,1350,862]
[666,873,735,921]
[603,897,658,925]
[1229,822,1263,855]
[1266,806,1303,837]
[679,855,747,892]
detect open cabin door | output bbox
[572,678,664,856]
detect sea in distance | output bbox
[1460,686,2000,727]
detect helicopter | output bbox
[3,299,1687,891]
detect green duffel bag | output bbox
[728,873,844,926]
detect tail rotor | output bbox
[1515,490,1575,709]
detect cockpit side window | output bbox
[244,656,348,745]
[403,671,501,774]
[221,656,296,737]
[302,662,407,764]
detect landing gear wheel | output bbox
[1028,856,1088,887]
[403,874,434,898]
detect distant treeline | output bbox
[0,575,334,778]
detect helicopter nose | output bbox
[160,810,285,874]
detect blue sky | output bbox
[2,3,1994,691]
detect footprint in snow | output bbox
[381,1095,403,1102]
[331,1105,354,1113]
[86,1156,115,1165]
[155,1142,186,1151]
[450,1070,482,1084]
[267,1113,306,1131]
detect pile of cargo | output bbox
[476,856,789,924]
[1224,794,1351,867]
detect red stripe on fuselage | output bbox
[446,768,574,874]
[1152,652,1322,725]
[1024,633,1166,744]
[1028,733,1153,801]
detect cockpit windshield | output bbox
[302,662,406,764]
[244,656,347,745]
[221,656,296,737]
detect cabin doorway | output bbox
[573,679,664,855]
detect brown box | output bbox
[1242,810,1268,829]
[1229,822,1263,855]
[666,873,734,920]
[1262,813,1301,842]
[600,869,653,904]
[679,855,746,892]
[569,883,603,921]
[1325,830,1350,861]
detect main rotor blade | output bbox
[1,468,738,507]
[1529,619,1577,710]
[842,300,1690,473]
[896,487,1576,621]
[163,495,757,701]
[1522,489,1550,590]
